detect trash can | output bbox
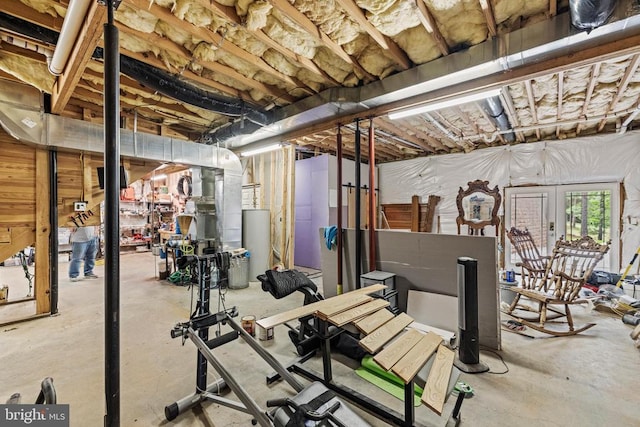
[228,251,250,289]
[500,281,517,306]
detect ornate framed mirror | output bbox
[456,180,501,236]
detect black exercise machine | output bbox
[164,253,370,427]
[258,269,366,361]
[257,269,467,427]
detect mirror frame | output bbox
[456,179,501,236]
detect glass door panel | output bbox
[504,186,556,270]
[555,183,619,271]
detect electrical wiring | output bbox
[479,347,510,375]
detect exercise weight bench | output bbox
[167,309,370,427]
[164,253,369,426]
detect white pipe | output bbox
[48,0,92,76]
[461,106,640,141]
[618,107,640,135]
[0,33,53,59]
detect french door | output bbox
[505,183,619,272]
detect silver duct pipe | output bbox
[226,5,640,151]
[0,80,240,170]
[463,104,640,141]
[0,79,242,248]
[480,96,516,143]
[570,0,618,31]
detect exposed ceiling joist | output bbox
[556,71,564,138]
[577,63,601,135]
[190,0,337,85]
[598,53,640,131]
[335,0,411,69]
[415,0,449,56]
[478,0,497,37]
[267,0,374,80]
[51,2,105,114]
[524,80,541,140]
[375,118,435,154]
[3,0,63,32]
[125,0,310,93]
[115,25,296,104]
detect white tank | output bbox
[242,209,271,281]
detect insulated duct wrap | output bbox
[569,0,618,31]
[0,12,58,45]
[95,48,272,127]
[480,97,515,143]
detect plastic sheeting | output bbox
[378,130,640,268]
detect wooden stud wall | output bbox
[0,128,160,323]
[0,133,37,262]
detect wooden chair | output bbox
[506,227,551,290]
[505,236,610,336]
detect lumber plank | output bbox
[421,345,455,415]
[391,332,443,383]
[354,308,394,334]
[256,284,387,329]
[316,294,373,320]
[328,299,390,327]
[35,149,50,314]
[359,313,414,354]
[373,328,423,371]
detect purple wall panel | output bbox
[294,156,328,269]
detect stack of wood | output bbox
[381,195,441,232]
[257,284,457,416]
[321,296,456,416]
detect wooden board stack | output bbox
[257,284,457,417]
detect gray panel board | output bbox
[320,229,500,350]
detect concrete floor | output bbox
[1,253,638,426]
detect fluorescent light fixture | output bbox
[151,174,167,181]
[388,88,503,120]
[240,143,282,157]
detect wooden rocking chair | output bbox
[506,227,551,290]
[505,236,610,336]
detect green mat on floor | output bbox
[355,356,423,407]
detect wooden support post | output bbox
[83,153,93,207]
[35,149,51,314]
[259,154,265,209]
[411,195,420,232]
[368,118,376,271]
[287,146,296,269]
[280,148,287,267]
[269,151,276,267]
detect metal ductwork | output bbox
[219,5,640,151]
[0,79,242,249]
[479,97,515,143]
[570,0,618,31]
